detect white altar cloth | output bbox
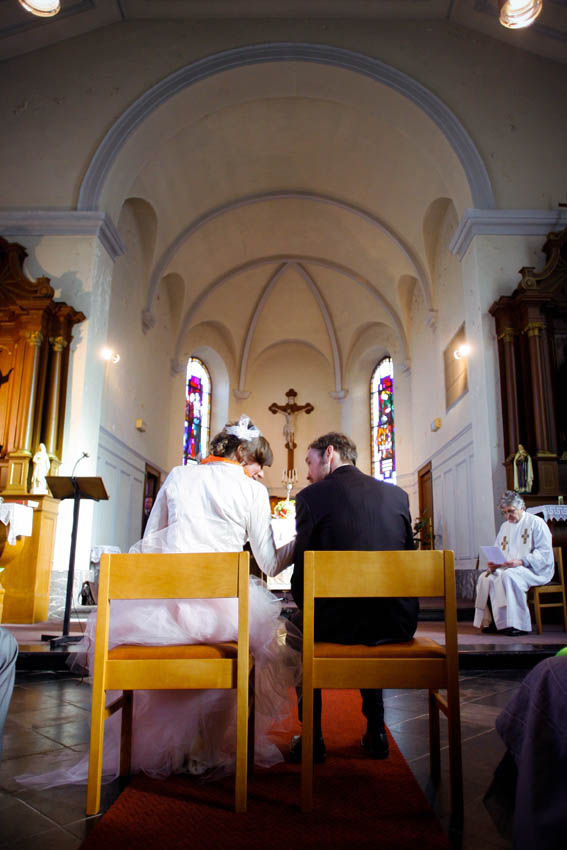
[527,505,567,522]
[267,517,295,590]
[0,502,34,545]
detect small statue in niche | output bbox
[513,444,533,493]
[30,443,51,495]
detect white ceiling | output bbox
[1,0,566,64]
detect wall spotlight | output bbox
[101,348,120,364]
[453,343,471,361]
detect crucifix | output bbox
[500,536,508,551]
[521,529,530,544]
[269,388,314,471]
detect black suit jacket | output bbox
[291,464,418,645]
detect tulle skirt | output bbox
[18,577,300,788]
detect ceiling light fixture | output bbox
[499,0,543,29]
[18,0,60,17]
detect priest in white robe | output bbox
[474,491,554,635]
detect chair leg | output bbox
[234,664,249,813]
[86,684,106,815]
[120,690,133,777]
[428,689,441,782]
[561,593,567,633]
[447,682,464,820]
[300,684,314,812]
[248,665,256,774]
[534,594,543,635]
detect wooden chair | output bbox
[528,546,567,634]
[86,551,254,815]
[300,549,462,817]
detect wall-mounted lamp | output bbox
[499,0,542,29]
[135,418,147,432]
[18,0,60,16]
[453,343,471,361]
[101,348,120,364]
[431,418,442,432]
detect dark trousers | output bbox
[287,609,385,738]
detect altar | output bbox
[267,515,295,591]
[0,500,35,621]
[0,495,59,623]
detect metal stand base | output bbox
[41,634,84,649]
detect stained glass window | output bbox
[183,357,211,464]
[370,357,395,483]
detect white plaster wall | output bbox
[91,427,149,554]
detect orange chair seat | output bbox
[314,637,445,659]
[109,641,239,660]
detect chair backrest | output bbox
[303,549,457,650]
[95,551,250,656]
[99,552,249,601]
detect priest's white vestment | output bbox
[474,512,554,632]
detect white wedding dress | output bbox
[20,460,300,788]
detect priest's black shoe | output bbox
[481,623,498,634]
[499,627,530,636]
[289,734,326,763]
[361,729,389,759]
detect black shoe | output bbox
[499,627,530,636]
[361,730,389,759]
[481,623,498,634]
[289,734,326,764]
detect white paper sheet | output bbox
[480,545,506,564]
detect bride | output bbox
[20,415,300,787]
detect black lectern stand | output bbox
[44,476,109,648]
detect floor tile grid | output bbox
[0,671,522,850]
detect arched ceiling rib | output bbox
[78,43,493,213]
[145,192,434,328]
[172,254,410,391]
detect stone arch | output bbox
[78,43,494,213]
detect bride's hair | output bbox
[209,420,273,467]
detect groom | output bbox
[290,432,418,762]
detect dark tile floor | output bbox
[0,667,526,850]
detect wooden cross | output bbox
[521,529,530,544]
[500,536,508,551]
[269,388,314,470]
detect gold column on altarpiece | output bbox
[4,329,44,492]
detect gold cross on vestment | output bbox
[521,529,530,544]
[500,536,508,551]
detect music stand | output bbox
[43,477,109,648]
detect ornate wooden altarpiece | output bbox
[0,236,85,491]
[490,225,567,506]
[0,236,85,622]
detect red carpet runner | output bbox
[81,689,450,850]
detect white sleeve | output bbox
[525,518,554,580]
[247,484,296,577]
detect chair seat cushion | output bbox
[108,641,239,660]
[314,636,445,659]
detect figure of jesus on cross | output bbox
[269,388,314,471]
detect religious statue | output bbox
[30,443,51,495]
[513,444,533,494]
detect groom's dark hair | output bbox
[308,432,357,466]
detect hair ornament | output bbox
[225,414,261,441]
